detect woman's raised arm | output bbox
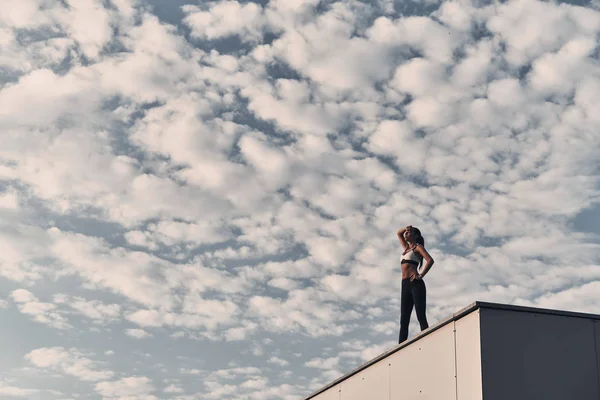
[397,226,411,250]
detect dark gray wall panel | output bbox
[595,319,600,399]
[480,308,600,400]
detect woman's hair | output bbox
[412,227,425,247]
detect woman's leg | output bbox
[412,279,429,331]
[399,279,414,343]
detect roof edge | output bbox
[473,301,600,321]
[300,301,600,400]
[300,301,480,400]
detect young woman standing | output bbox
[396,225,435,343]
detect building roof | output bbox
[301,301,600,400]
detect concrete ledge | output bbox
[301,301,600,400]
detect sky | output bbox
[1,0,600,399]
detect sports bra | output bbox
[401,247,421,266]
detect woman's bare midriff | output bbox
[401,264,419,280]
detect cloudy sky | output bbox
[2,0,600,398]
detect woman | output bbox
[396,225,434,343]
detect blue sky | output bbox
[1,0,600,399]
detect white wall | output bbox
[308,310,482,400]
[455,310,483,400]
[305,304,600,400]
[388,321,457,400]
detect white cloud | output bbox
[94,376,156,400]
[48,229,177,308]
[94,14,198,104]
[179,368,204,376]
[0,188,19,209]
[366,14,464,64]
[182,1,268,43]
[0,0,57,29]
[267,277,300,291]
[267,356,289,367]
[249,288,349,336]
[528,36,597,97]
[196,365,303,400]
[406,94,458,129]
[125,219,235,250]
[53,0,114,60]
[124,295,240,335]
[0,127,141,221]
[366,120,426,174]
[521,280,600,313]
[11,289,71,329]
[320,274,370,303]
[305,356,339,370]
[25,347,114,381]
[238,133,291,190]
[0,380,38,397]
[267,2,396,93]
[57,295,121,322]
[450,39,495,88]
[304,356,343,390]
[372,321,396,335]
[241,81,345,136]
[202,381,238,399]
[391,57,447,97]
[243,383,300,400]
[210,366,261,380]
[485,0,600,67]
[163,384,184,394]
[0,222,56,284]
[240,376,268,390]
[0,68,104,129]
[223,322,258,341]
[435,1,476,32]
[341,340,394,363]
[126,328,152,339]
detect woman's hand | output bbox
[410,272,422,281]
[398,225,412,233]
[397,226,410,250]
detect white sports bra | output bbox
[401,247,421,266]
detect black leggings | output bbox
[399,278,429,343]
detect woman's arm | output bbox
[397,226,410,250]
[415,244,434,278]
